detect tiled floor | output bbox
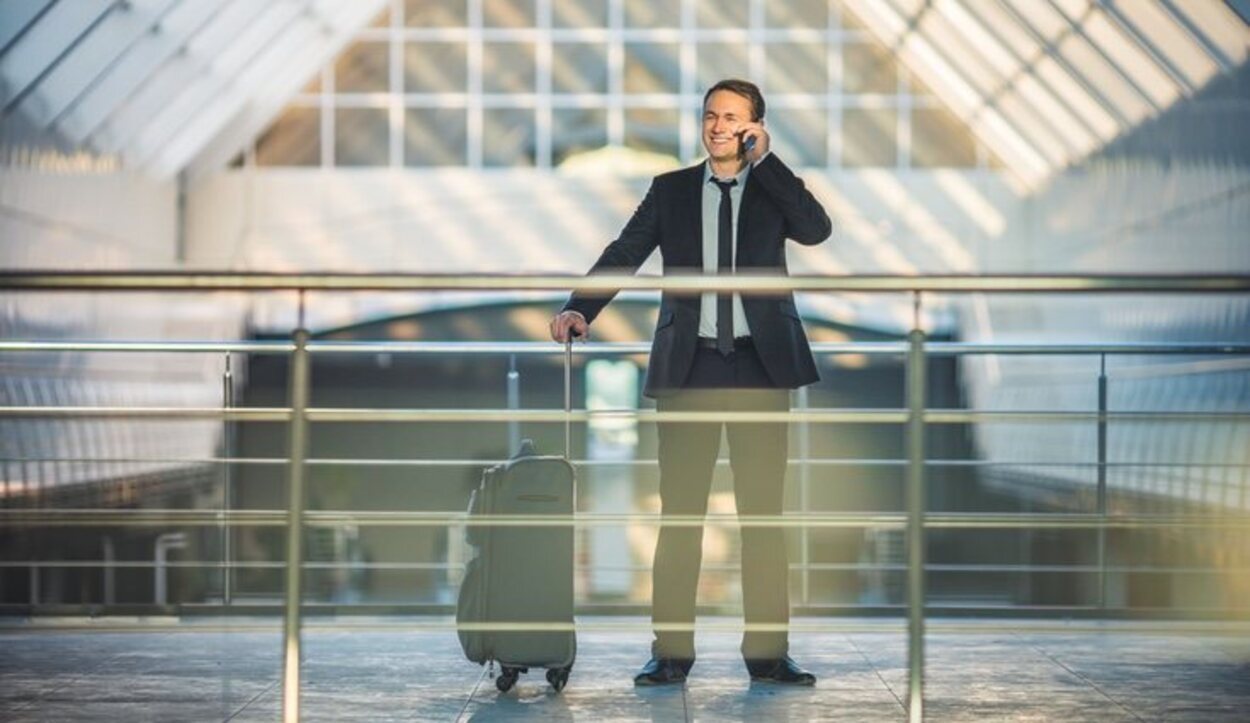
[1,618,1247,721]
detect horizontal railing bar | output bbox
[0,407,291,420]
[2,510,1246,529]
[3,271,1249,293]
[0,341,295,353]
[3,613,1247,635]
[3,340,1248,357]
[5,456,1247,469]
[2,406,1245,424]
[2,560,1242,575]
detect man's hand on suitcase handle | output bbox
[550,310,588,343]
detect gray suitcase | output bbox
[456,341,577,692]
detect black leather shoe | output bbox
[747,655,817,686]
[633,657,691,686]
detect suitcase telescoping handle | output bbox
[563,335,574,459]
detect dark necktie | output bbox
[712,178,737,357]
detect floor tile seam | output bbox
[223,677,281,722]
[450,665,490,723]
[844,633,907,714]
[4,652,128,714]
[1016,633,1145,722]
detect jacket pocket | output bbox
[655,309,675,331]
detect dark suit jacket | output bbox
[564,153,833,398]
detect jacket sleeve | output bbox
[561,180,661,324]
[749,152,833,246]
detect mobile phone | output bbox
[738,130,756,153]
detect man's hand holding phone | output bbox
[737,122,769,164]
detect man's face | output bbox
[702,90,755,164]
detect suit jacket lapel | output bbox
[736,169,759,266]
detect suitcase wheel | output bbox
[546,665,571,692]
[496,666,523,693]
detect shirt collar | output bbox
[703,159,751,187]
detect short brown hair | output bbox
[703,79,766,122]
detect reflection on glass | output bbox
[405,108,467,166]
[335,107,389,166]
[256,107,320,166]
[553,43,608,94]
[625,43,680,94]
[697,42,750,91]
[553,108,608,166]
[554,0,608,28]
[483,108,535,166]
[768,0,827,29]
[696,0,749,29]
[404,0,466,27]
[911,107,977,167]
[842,108,896,167]
[482,42,536,94]
[405,42,468,93]
[843,42,897,94]
[484,0,535,27]
[766,43,827,94]
[770,106,826,167]
[625,108,679,159]
[336,41,389,94]
[625,2,680,28]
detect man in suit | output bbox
[549,79,832,686]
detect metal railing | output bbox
[3,271,1250,722]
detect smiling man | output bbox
[550,79,833,686]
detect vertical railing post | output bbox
[282,303,311,723]
[507,354,520,455]
[1096,354,1108,609]
[223,352,234,606]
[906,294,927,723]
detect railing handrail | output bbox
[3,339,1250,355]
[2,271,1249,293]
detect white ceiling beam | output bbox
[54,0,233,144]
[0,0,57,56]
[181,0,387,180]
[0,0,116,110]
[15,0,182,128]
[85,0,269,154]
[121,1,307,168]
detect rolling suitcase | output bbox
[456,340,577,693]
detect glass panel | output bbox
[697,42,751,91]
[625,2,680,27]
[484,0,535,27]
[625,42,680,94]
[766,42,827,94]
[554,0,608,27]
[842,42,897,94]
[553,108,608,166]
[256,107,320,166]
[1056,34,1151,124]
[404,0,467,27]
[483,108,535,166]
[911,107,977,167]
[553,43,608,94]
[769,106,826,167]
[369,6,390,28]
[335,107,390,166]
[482,42,536,94]
[404,42,468,93]
[841,108,896,166]
[625,107,680,159]
[336,41,389,94]
[768,0,827,29]
[404,108,467,166]
[697,0,749,29]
